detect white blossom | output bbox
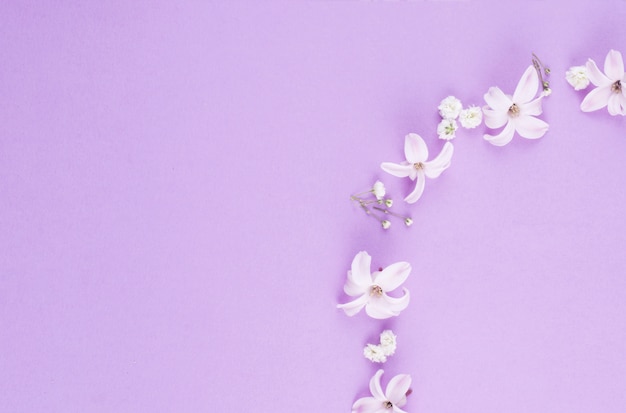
[379,330,397,356]
[438,96,463,119]
[363,344,387,363]
[437,118,458,140]
[458,105,483,129]
[566,65,590,91]
[372,180,386,200]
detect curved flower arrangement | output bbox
[339,49,624,413]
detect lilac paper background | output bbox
[1,1,626,412]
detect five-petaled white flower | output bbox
[380,133,453,204]
[337,251,410,319]
[580,49,626,116]
[352,369,411,413]
[566,65,590,91]
[482,65,549,146]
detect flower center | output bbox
[383,401,393,409]
[612,80,622,94]
[413,162,424,170]
[370,285,383,296]
[508,103,520,117]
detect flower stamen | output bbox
[508,103,520,117]
[612,80,622,94]
[370,285,383,296]
[383,401,393,409]
[413,162,424,170]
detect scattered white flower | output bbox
[352,369,412,413]
[566,65,590,91]
[482,65,549,146]
[458,105,483,128]
[384,199,393,208]
[337,251,411,319]
[542,87,552,97]
[379,330,397,356]
[381,133,454,204]
[437,118,458,140]
[580,49,626,116]
[438,96,463,119]
[404,217,413,227]
[381,220,391,229]
[364,344,387,363]
[372,180,386,200]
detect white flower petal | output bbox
[375,261,411,292]
[514,115,549,139]
[484,120,515,146]
[365,298,398,319]
[337,293,369,316]
[403,169,425,204]
[352,396,384,413]
[607,93,626,116]
[580,85,612,112]
[483,106,509,129]
[392,406,408,413]
[404,133,428,164]
[484,87,511,112]
[604,49,624,81]
[386,374,412,406]
[424,142,453,178]
[519,96,544,117]
[369,370,386,401]
[513,65,539,104]
[382,289,410,313]
[344,274,368,296]
[350,251,373,287]
[586,59,611,87]
[381,162,412,179]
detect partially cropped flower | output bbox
[437,118,458,140]
[482,65,549,146]
[381,133,454,204]
[379,330,397,356]
[580,49,626,116]
[337,251,411,319]
[438,96,462,119]
[458,105,483,128]
[352,370,411,413]
[364,344,387,363]
[566,65,590,90]
[372,180,386,200]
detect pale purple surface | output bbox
[1,2,626,412]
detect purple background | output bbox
[2,2,626,412]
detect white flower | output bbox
[337,251,411,319]
[381,133,454,204]
[437,118,458,140]
[364,344,387,363]
[458,105,483,128]
[379,330,397,356]
[566,65,590,90]
[580,49,626,116]
[438,96,463,119]
[381,220,391,229]
[482,65,549,146]
[352,370,411,413]
[372,180,386,200]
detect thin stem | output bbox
[373,206,407,219]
